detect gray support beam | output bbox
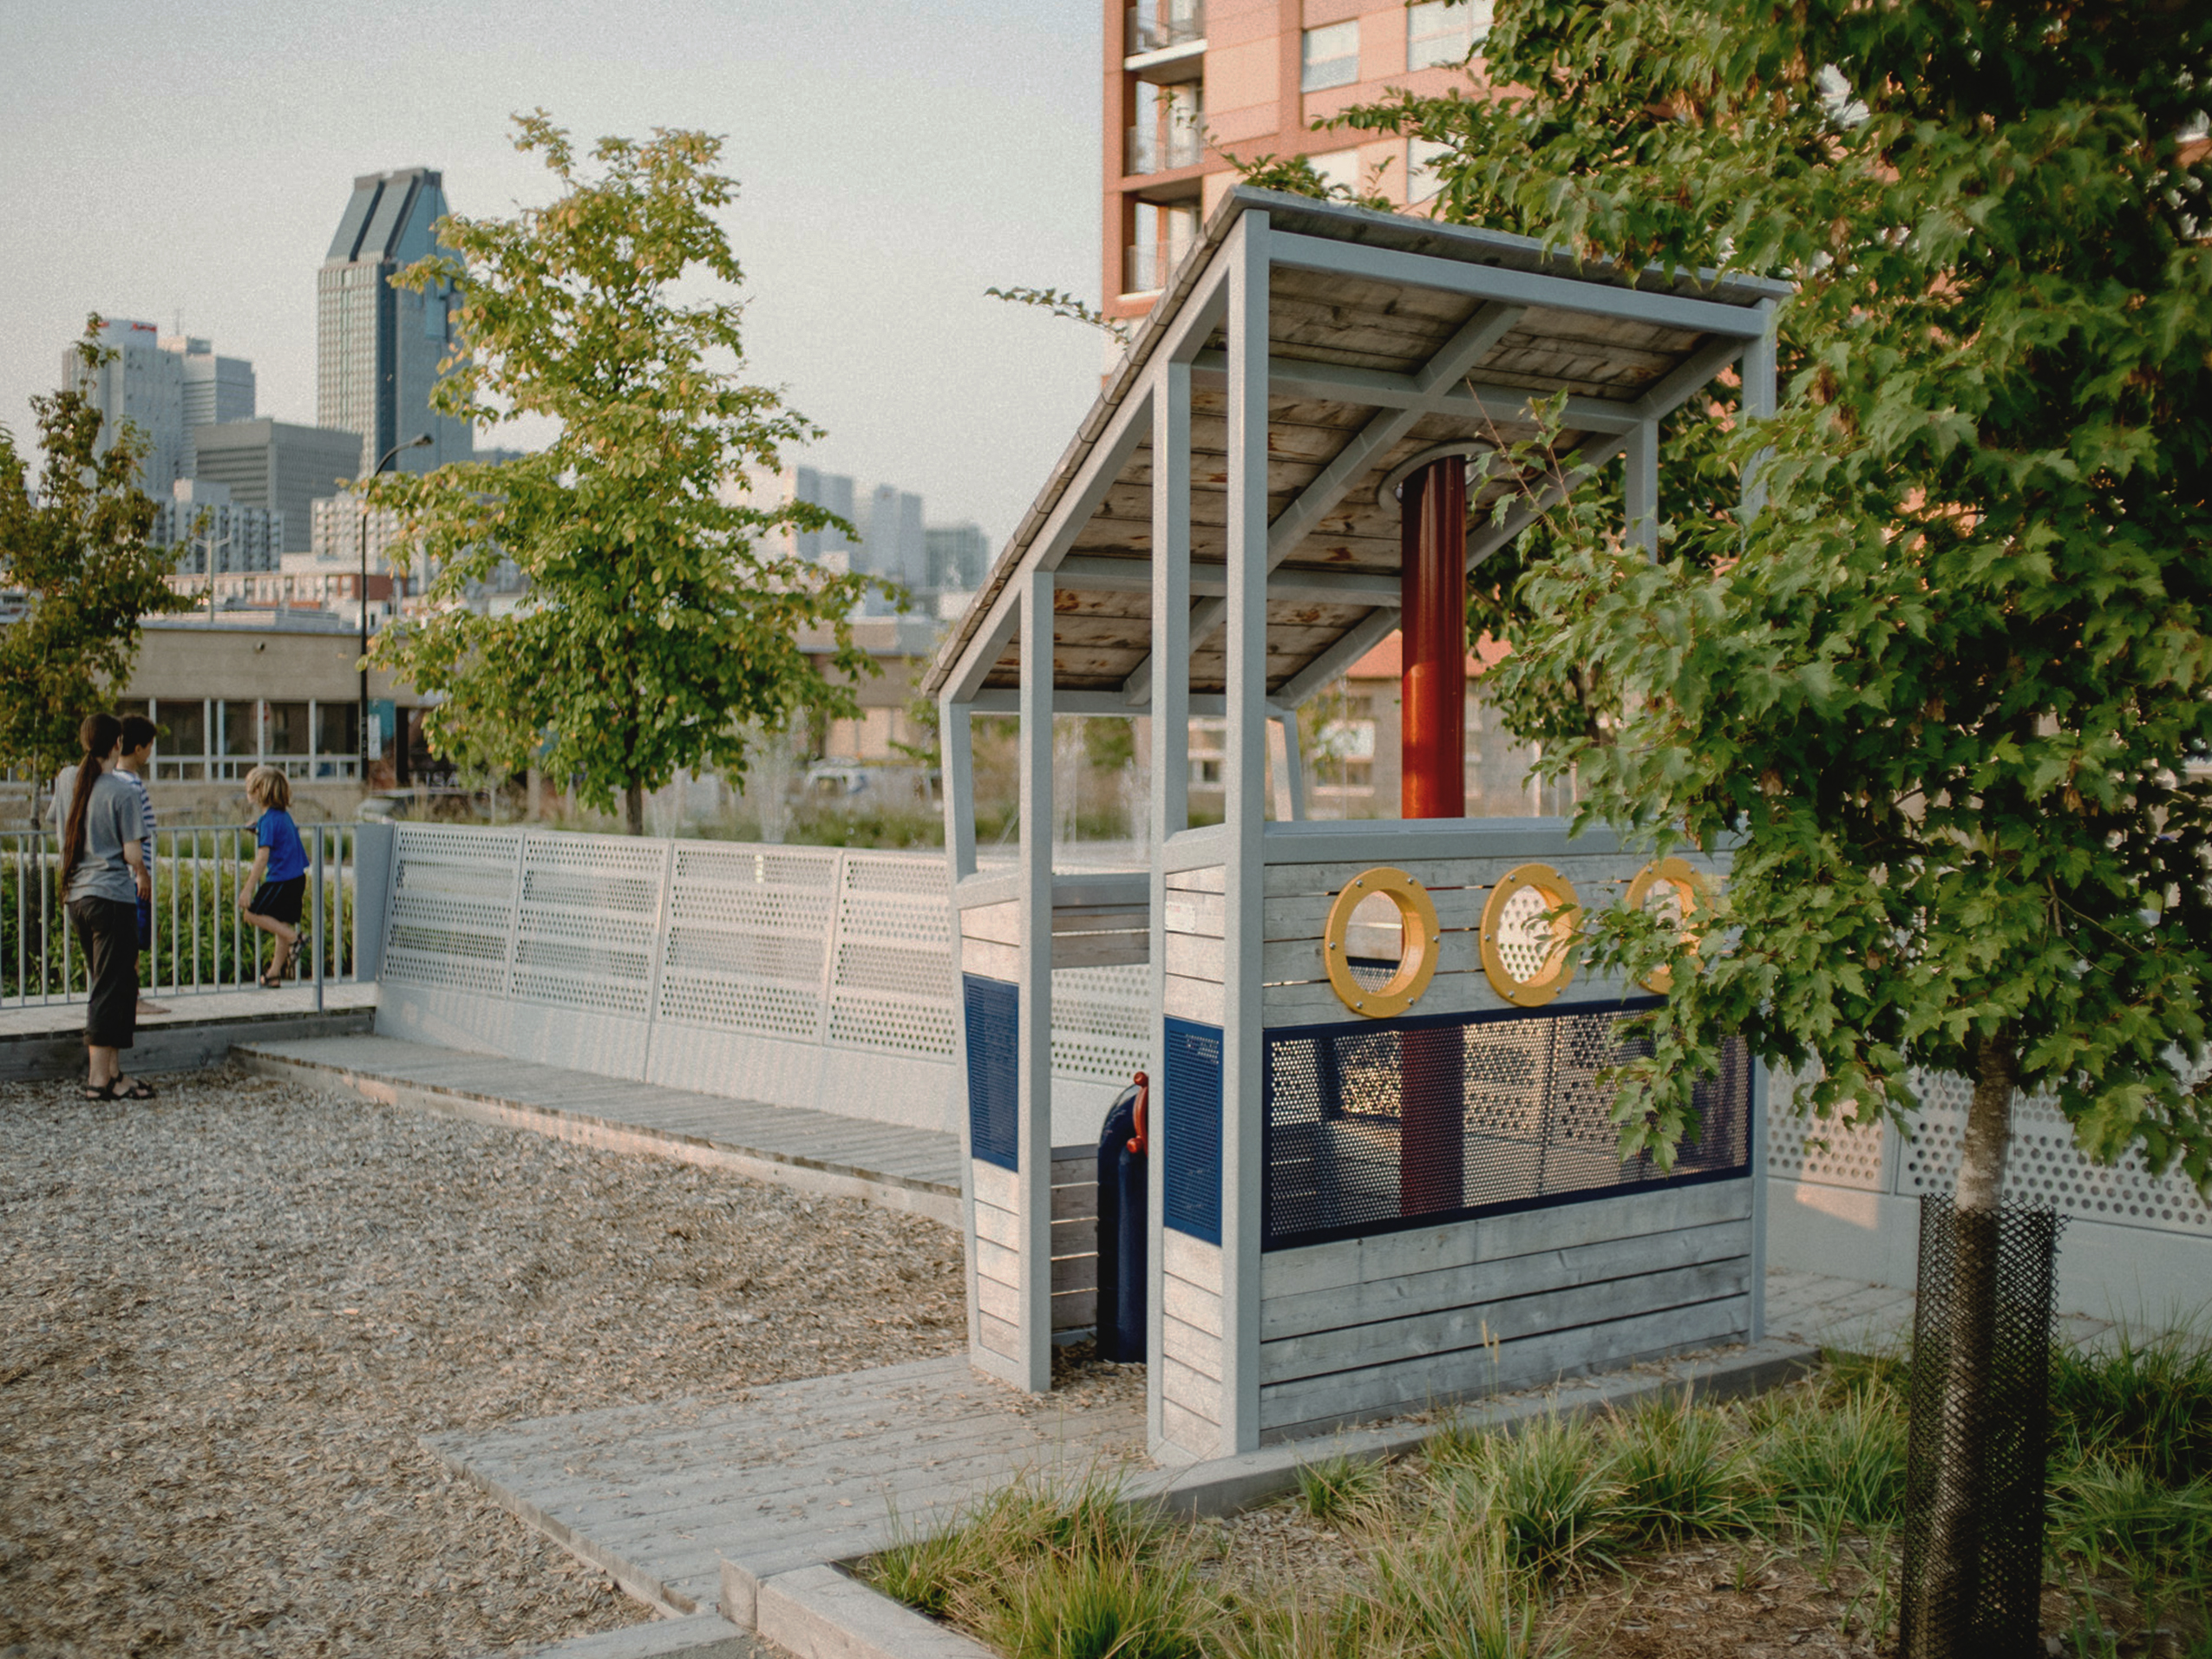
[1221,209,1269,1456]
[1270,604,1404,710]
[939,700,977,883]
[1146,359,1193,1452]
[1269,712,1306,821]
[1055,554,1402,608]
[1624,418,1659,561]
[1741,301,1779,524]
[1014,567,1055,1394]
[1188,352,1643,434]
[1264,304,1528,558]
[968,688,1227,717]
[1270,230,1776,339]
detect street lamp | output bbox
[359,434,433,784]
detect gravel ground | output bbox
[0,1064,968,1658]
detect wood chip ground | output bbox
[0,1064,967,1657]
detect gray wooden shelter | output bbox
[924,186,1785,1458]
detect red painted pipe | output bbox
[1399,459,1466,1216]
[1401,460,1468,820]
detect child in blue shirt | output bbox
[240,765,309,986]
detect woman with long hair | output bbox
[59,712,155,1099]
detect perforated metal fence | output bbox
[1898,1202,2064,1659]
[373,825,1152,1133]
[1768,1065,2212,1240]
[1261,1002,1752,1251]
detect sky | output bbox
[0,0,1107,547]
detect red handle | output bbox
[1127,1071,1149,1156]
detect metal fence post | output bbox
[312,826,325,1014]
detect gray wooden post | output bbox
[1741,300,1779,522]
[1267,711,1306,822]
[1625,418,1659,559]
[1147,356,1193,1449]
[1221,209,1271,1454]
[940,699,976,884]
[1016,567,1056,1394]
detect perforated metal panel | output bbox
[1051,963,1152,1087]
[1897,1070,2211,1234]
[655,843,839,1041]
[380,825,521,996]
[508,833,666,1016]
[1261,1003,1751,1251]
[1164,1017,1224,1244]
[828,853,958,1059]
[965,973,1019,1170]
[1764,1080,1891,1192]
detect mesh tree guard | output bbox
[1898,1201,2065,1659]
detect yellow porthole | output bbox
[1623,857,1706,994]
[1322,867,1441,1019]
[1480,864,1580,1007]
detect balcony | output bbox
[1122,239,1195,297]
[1126,2,1203,56]
[1125,120,1204,178]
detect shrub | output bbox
[1295,1453,1384,1525]
[1366,1491,1561,1659]
[2049,1460,2212,1603]
[1444,1414,1619,1579]
[1604,1393,1754,1544]
[1750,1382,1906,1545]
[2050,1324,2212,1488]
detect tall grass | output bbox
[2050,1323,2212,1488]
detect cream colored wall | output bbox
[126,624,414,706]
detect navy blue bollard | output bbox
[1094,1073,1149,1362]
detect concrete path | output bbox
[427,1354,1147,1621]
[236,1034,962,1226]
[0,983,376,1081]
[1765,1264,2116,1355]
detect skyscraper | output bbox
[62,317,185,496]
[317,167,473,478]
[161,335,255,477]
[193,420,363,557]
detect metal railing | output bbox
[1127,1,1203,55]
[3,823,359,1012]
[1126,121,1204,177]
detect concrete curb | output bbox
[0,1007,374,1082]
[1133,1336,1821,1519]
[486,1611,758,1658]
[756,1564,997,1659]
[709,1337,1820,1653]
[243,1046,961,1228]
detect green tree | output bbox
[1345,3,2212,1647]
[365,113,876,834]
[0,320,192,819]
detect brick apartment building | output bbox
[1104,0,1489,320]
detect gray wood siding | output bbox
[1257,1179,1753,1440]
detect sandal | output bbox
[82,1080,119,1101]
[111,1077,157,1101]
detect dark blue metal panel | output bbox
[963,973,1019,1172]
[1163,1016,1223,1244]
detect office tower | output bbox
[309,495,404,571]
[61,320,260,495]
[317,167,473,478]
[858,485,926,598]
[62,317,186,495]
[159,335,255,476]
[158,480,282,574]
[789,465,859,563]
[1104,0,1487,321]
[924,522,991,593]
[193,420,363,556]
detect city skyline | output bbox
[1,0,1101,549]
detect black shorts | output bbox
[247,876,306,926]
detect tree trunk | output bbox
[1912,1028,2016,1657]
[624,781,645,837]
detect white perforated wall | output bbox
[1767,1067,2210,1238]
[374,828,1161,1137]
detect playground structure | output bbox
[926,187,1787,1458]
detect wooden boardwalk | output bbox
[425,1355,1146,1617]
[237,1034,962,1225]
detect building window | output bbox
[1125,201,1201,297]
[1408,0,1488,69]
[1307,148,1362,197]
[1300,22,1359,92]
[1407,137,1452,203]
